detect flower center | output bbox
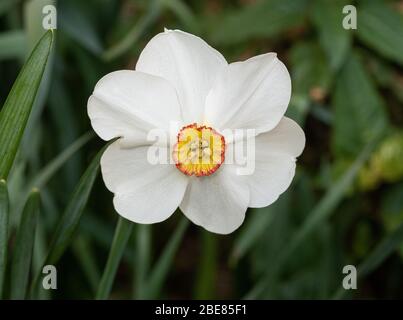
[173,124,225,177]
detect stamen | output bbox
[173,124,225,177]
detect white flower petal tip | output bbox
[87,29,305,234]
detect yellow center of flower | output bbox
[173,124,225,177]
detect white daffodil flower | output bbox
[87,29,305,234]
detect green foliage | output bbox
[96,216,133,300]
[312,0,352,70]
[0,30,53,179]
[0,180,9,299]
[10,190,40,299]
[208,0,309,45]
[0,0,402,300]
[332,53,388,158]
[357,0,403,66]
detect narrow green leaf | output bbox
[0,30,26,60]
[145,217,189,299]
[96,216,133,300]
[161,0,200,33]
[357,0,403,66]
[230,208,275,266]
[30,145,105,298]
[102,0,162,61]
[245,138,379,299]
[0,30,53,179]
[10,189,40,299]
[311,0,352,70]
[209,0,309,45]
[15,132,93,219]
[21,0,56,147]
[24,0,55,52]
[0,0,21,16]
[333,53,388,158]
[28,131,94,190]
[333,223,403,299]
[72,235,101,293]
[58,0,103,55]
[45,146,105,265]
[0,180,9,299]
[195,231,217,299]
[133,225,151,299]
[286,42,332,125]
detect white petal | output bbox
[205,53,291,134]
[136,29,227,124]
[101,142,188,224]
[88,70,182,144]
[244,117,305,207]
[180,166,249,234]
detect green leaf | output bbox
[161,0,200,33]
[0,0,21,16]
[194,231,217,299]
[230,208,275,266]
[102,0,162,61]
[311,0,352,70]
[44,146,105,265]
[290,42,333,96]
[357,0,403,66]
[72,235,101,293]
[0,180,9,299]
[208,0,309,45]
[332,52,388,158]
[287,42,332,124]
[145,217,189,299]
[96,216,133,300]
[30,146,104,298]
[24,0,55,52]
[0,30,26,60]
[58,0,103,55]
[133,225,151,299]
[245,138,379,299]
[10,189,40,299]
[333,223,403,299]
[0,30,53,180]
[28,132,94,190]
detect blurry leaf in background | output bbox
[246,138,378,299]
[359,132,403,190]
[195,231,217,299]
[287,42,332,125]
[145,217,189,299]
[133,224,151,299]
[333,222,403,299]
[0,30,53,179]
[230,207,275,266]
[332,52,388,158]
[58,0,103,55]
[96,216,133,300]
[102,0,161,61]
[357,0,403,67]
[0,0,21,17]
[21,0,56,160]
[311,0,352,70]
[0,180,9,299]
[209,0,309,45]
[381,182,403,237]
[30,145,104,298]
[24,0,55,51]
[162,0,200,34]
[10,189,40,300]
[42,146,104,266]
[0,30,26,60]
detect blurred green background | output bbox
[1,0,403,299]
